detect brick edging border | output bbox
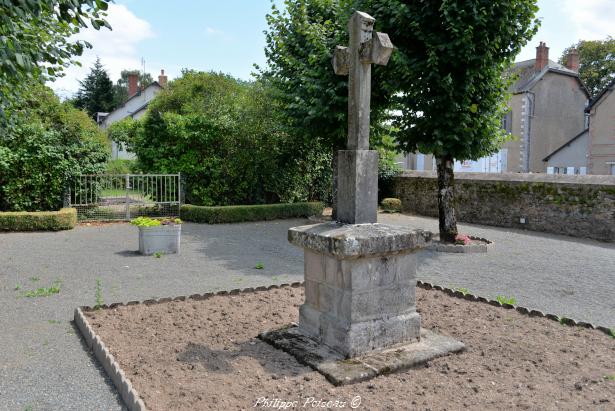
[74,280,613,410]
[416,280,614,337]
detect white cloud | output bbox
[49,4,154,99]
[562,0,615,40]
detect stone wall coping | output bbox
[397,171,615,186]
[288,222,433,258]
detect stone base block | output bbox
[259,326,465,386]
[289,222,433,358]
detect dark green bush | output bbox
[0,208,77,231]
[181,202,324,224]
[0,84,109,211]
[119,71,332,206]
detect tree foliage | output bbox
[362,0,538,160]
[0,83,109,211]
[0,0,110,123]
[112,71,332,206]
[560,37,615,97]
[74,57,115,119]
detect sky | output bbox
[50,0,615,98]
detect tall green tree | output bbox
[0,0,110,124]
[560,37,615,97]
[360,0,539,242]
[74,57,115,119]
[259,0,395,214]
[112,69,154,107]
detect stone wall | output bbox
[394,171,615,242]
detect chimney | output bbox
[127,73,139,97]
[534,41,549,71]
[565,48,580,72]
[158,69,168,87]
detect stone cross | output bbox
[332,11,394,224]
[333,11,394,150]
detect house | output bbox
[400,42,590,174]
[544,78,615,175]
[98,69,168,159]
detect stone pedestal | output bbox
[288,222,432,358]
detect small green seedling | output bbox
[455,287,470,296]
[604,374,615,381]
[609,329,615,339]
[153,251,163,258]
[496,295,517,305]
[23,280,61,298]
[29,277,40,282]
[559,317,571,326]
[14,284,21,291]
[255,262,264,269]
[94,278,104,310]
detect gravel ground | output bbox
[0,214,614,410]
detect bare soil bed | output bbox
[85,286,615,411]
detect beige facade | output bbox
[506,71,588,173]
[588,82,615,175]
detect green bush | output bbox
[181,202,324,224]
[0,83,109,211]
[381,198,402,213]
[105,159,136,174]
[0,208,77,231]
[122,71,332,206]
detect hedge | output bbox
[0,208,77,231]
[180,202,324,224]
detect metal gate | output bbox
[68,174,181,221]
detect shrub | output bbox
[124,71,332,206]
[381,198,402,213]
[0,208,77,231]
[181,202,324,224]
[130,216,182,227]
[105,159,136,174]
[0,83,109,211]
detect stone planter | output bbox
[138,225,181,255]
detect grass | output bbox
[609,329,615,339]
[23,280,61,298]
[94,278,104,310]
[604,375,615,381]
[496,295,517,305]
[153,251,163,258]
[14,284,21,291]
[454,287,470,296]
[254,262,264,269]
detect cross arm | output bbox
[360,32,394,66]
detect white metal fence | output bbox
[67,174,181,221]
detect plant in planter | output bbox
[381,198,402,213]
[131,217,182,255]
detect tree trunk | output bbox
[331,149,338,220]
[436,155,458,243]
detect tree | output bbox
[560,37,615,97]
[74,57,115,119]
[114,70,332,206]
[359,0,539,242]
[0,83,109,211]
[0,0,110,124]
[112,70,154,107]
[259,0,395,214]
